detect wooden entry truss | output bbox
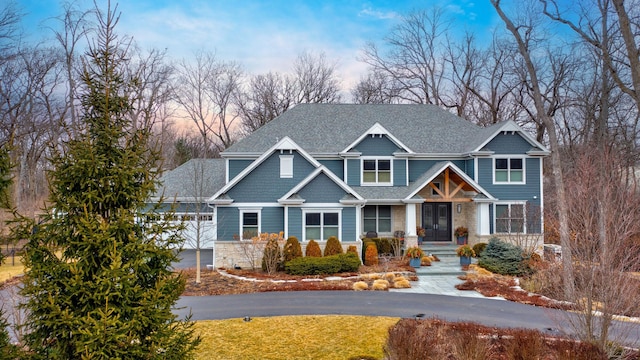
[426,167,474,202]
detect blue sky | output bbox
[16,0,501,89]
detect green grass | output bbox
[193,315,399,360]
[0,255,24,284]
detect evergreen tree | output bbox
[15,4,199,359]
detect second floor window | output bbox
[362,158,391,185]
[494,158,524,183]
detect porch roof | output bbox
[353,161,496,203]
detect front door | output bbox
[422,203,451,242]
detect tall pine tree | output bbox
[16,3,199,359]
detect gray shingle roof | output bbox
[224,104,493,155]
[154,159,226,200]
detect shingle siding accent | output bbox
[353,135,400,156]
[227,150,316,201]
[486,133,532,154]
[298,173,347,202]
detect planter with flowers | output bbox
[456,244,475,266]
[454,226,468,245]
[406,246,424,268]
[417,226,426,244]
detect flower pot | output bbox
[456,236,467,245]
[409,257,421,268]
[459,256,472,266]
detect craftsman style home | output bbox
[154,104,548,267]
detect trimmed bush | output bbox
[323,236,343,256]
[284,253,361,275]
[362,240,375,259]
[364,243,379,266]
[346,245,358,255]
[283,236,303,263]
[372,279,389,290]
[472,242,487,257]
[366,238,401,256]
[477,238,531,276]
[353,281,368,291]
[305,239,322,257]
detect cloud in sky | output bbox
[16,0,499,93]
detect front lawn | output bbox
[193,315,399,360]
[0,255,23,284]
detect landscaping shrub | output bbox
[372,279,389,290]
[284,253,360,275]
[305,239,322,257]
[283,236,303,263]
[362,240,375,259]
[472,242,487,257]
[346,245,358,255]
[366,238,401,256]
[353,281,368,291]
[477,238,531,276]
[261,236,282,274]
[364,243,379,266]
[323,236,343,256]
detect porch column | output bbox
[403,200,421,248]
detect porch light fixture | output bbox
[456,204,462,213]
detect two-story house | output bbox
[154,104,548,268]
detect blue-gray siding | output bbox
[288,207,302,240]
[408,159,467,182]
[319,159,343,178]
[217,206,238,241]
[286,206,357,241]
[485,133,532,154]
[477,157,541,204]
[261,207,284,234]
[341,207,357,241]
[227,151,316,202]
[228,159,254,180]
[393,159,407,185]
[298,173,347,202]
[346,159,360,186]
[353,135,400,156]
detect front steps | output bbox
[415,243,468,276]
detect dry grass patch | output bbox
[194,315,399,360]
[0,256,24,284]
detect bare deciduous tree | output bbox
[293,50,341,104]
[174,51,243,154]
[236,72,295,134]
[491,0,574,298]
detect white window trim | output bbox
[493,202,527,234]
[492,156,526,185]
[239,208,262,240]
[363,205,392,235]
[360,157,393,186]
[280,155,293,178]
[302,208,342,241]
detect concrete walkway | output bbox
[389,243,500,299]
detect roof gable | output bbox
[470,120,550,155]
[210,136,320,203]
[279,167,364,205]
[342,123,413,154]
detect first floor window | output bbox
[305,211,339,240]
[363,205,391,234]
[495,203,525,233]
[241,211,259,239]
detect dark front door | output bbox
[422,203,451,242]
